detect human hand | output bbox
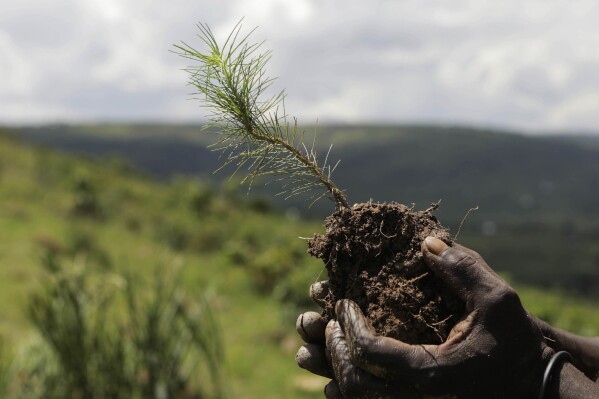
[425,242,599,382]
[451,243,599,382]
[296,281,360,397]
[295,252,470,398]
[297,281,404,397]
[327,237,552,398]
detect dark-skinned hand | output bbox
[296,237,555,398]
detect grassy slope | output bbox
[0,131,598,398]
[0,132,328,398]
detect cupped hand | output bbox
[296,280,407,398]
[328,237,552,399]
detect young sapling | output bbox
[174,21,348,209]
[175,21,464,347]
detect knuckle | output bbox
[489,285,523,312]
[496,286,520,305]
[452,253,476,268]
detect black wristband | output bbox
[538,351,573,399]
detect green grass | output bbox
[0,131,597,398]
[0,133,329,398]
[519,285,599,336]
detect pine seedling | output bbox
[174,21,349,209]
[175,21,464,355]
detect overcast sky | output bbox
[1,0,599,133]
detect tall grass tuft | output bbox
[4,259,224,399]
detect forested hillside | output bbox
[14,124,599,218]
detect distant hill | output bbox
[13,124,599,220]
[9,124,599,294]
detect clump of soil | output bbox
[308,202,464,344]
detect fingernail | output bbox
[424,236,449,255]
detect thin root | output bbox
[379,220,398,239]
[454,206,479,241]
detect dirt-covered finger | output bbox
[336,299,437,381]
[325,319,404,398]
[296,344,333,378]
[326,320,347,381]
[335,300,376,336]
[296,311,326,344]
[310,280,329,308]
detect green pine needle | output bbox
[174,20,349,209]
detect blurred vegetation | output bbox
[0,128,598,398]
[3,259,222,399]
[14,124,599,295]
[0,130,327,398]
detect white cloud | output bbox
[1,0,598,133]
[0,31,36,97]
[551,93,599,127]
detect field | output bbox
[1,126,598,397]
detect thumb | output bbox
[422,237,501,309]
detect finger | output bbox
[310,281,330,308]
[422,237,505,308]
[335,300,437,381]
[335,299,376,342]
[297,311,326,344]
[325,320,402,398]
[296,344,333,378]
[326,320,349,383]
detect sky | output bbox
[1,0,599,134]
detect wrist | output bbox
[529,346,556,399]
[535,317,599,380]
[545,361,599,399]
[491,346,554,399]
[539,351,572,399]
[538,350,599,399]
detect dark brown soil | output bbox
[308,202,464,344]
